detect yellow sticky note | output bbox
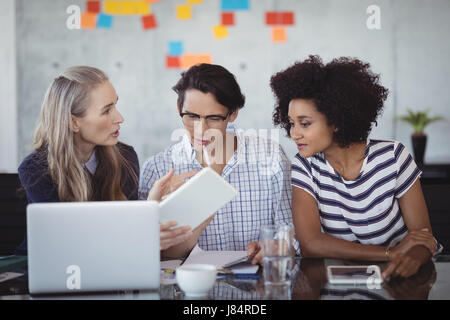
[213,25,228,39]
[135,1,151,14]
[272,27,287,43]
[188,0,203,4]
[104,1,121,14]
[104,1,150,15]
[120,1,136,14]
[176,4,192,20]
[180,54,212,69]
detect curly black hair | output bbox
[270,55,389,148]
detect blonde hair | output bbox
[33,66,136,201]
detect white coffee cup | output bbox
[176,264,217,297]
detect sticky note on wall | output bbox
[272,27,287,42]
[81,12,97,29]
[166,56,181,68]
[135,1,151,14]
[104,1,120,14]
[176,4,192,19]
[104,1,150,15]
[221,0,249,11]
[97,13,113,28]
[221,12,234,26]
[188,0,203,4]
[266,12,280,25]
[142,14,157,29]
[281,12,294,25]
[266,11,295,26]
[180,54,212,69]
[87,0,101,13]
[169,41,184,56]
[213,25,228,39]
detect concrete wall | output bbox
[0,0,17,173]
[5,0,450,171]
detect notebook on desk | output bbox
[182,245,259,274]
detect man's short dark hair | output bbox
[172,64,245,113]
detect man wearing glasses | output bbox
[138,64,297,258]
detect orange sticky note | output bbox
[176,4,192,19]
[81,12,97,29]
[142,14,157,29]
[272,27,287,42]
[266,12,280,25]
[188,0,203,4]
[221,12,234,26]
[87,1,101,13]
[180,54,212,69]
[213,25,228,39]
[166,56,181,68]
[281,12,294,25]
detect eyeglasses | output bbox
[179,111,231,128]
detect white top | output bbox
[292,139,422,247]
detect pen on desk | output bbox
[203,145,211,167]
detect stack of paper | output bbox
[183,245,259,274]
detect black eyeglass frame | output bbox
[179,110,232,122]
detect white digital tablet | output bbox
[159,167,238,230]
[326,265,383,285]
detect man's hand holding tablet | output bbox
[147,168,199,250]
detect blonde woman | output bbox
[16,66,195,255]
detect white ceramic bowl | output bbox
[176,264,217,297]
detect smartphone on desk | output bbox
[326,265,383,285]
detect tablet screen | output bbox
[159,167,238,229]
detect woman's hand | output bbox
[389,228,437,259]
[382,245,432,279]
[160,221,193,250]
[147,169,199,202]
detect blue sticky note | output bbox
[221,0,249,10]
[169,41,184,56]
[97,14,113,28]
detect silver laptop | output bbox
[27,201,160,295]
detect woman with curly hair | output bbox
[270,55,442,279]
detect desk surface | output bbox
[1,256,449,300]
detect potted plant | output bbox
[395,109,444,165]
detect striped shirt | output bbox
[292,139,433,249]
[139,125,299,253]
